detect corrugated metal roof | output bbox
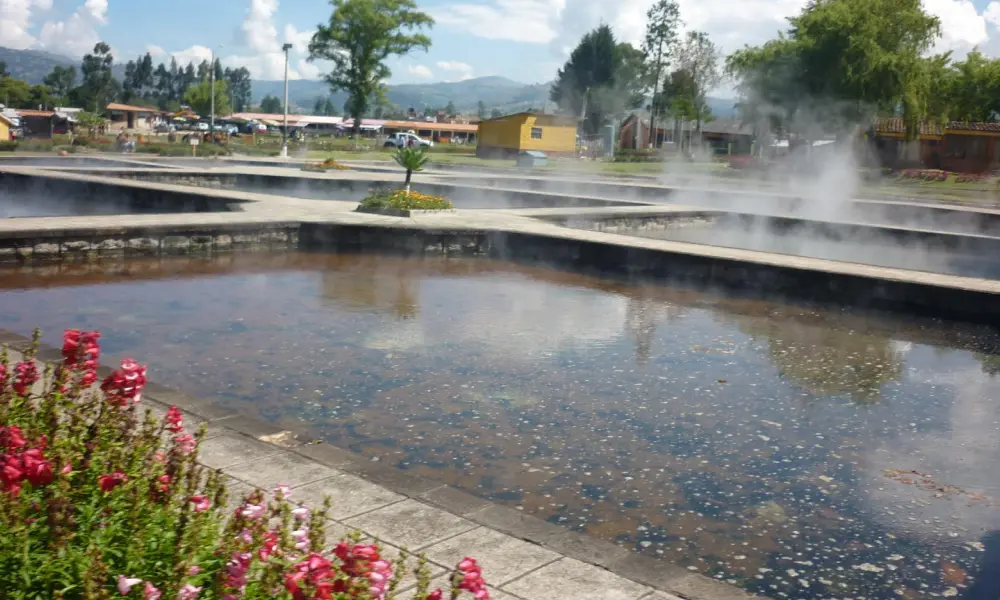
[106,103,160,113]
[383,120,478,132]
[16,109,55,118]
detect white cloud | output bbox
[36,0,110,57]
[146,44,165,57]
[407,64,433,79]
[170,45,213,66]
[436,60,474,80]
[431,0,1000,69]
[0,0,55,50]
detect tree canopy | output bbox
[549,24,645,134]
[308,0,433,135]
[183,79,231,118]
[726,0,941,139]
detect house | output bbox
[106,103,162,132]
[476,111,579,158]
[0,113,13,141]
[872,118,1000,173]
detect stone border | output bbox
[0,329,754,600]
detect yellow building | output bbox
[476,111,579,158]
[0,113,12,142]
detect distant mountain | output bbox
[0,47,75,84]
[1,46,736,118]
[252,75,553,114]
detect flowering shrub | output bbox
[302,157,351,172]
[1,329,487,600]
[358,189,454,212]
[898,169,949,182]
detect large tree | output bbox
[674,31,721,140]
[259,94,283,113]
[183,79,231,118]
[550,25,645,134]
[74,42,118,113]
[224,66,252,112]
[641,0,681,147]
[43,65,76,100]
[308,0,433,136]
[727,0,940,140]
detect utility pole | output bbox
[280,43,292,158]
[209,48,215,139]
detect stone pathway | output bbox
[0,332,752,600]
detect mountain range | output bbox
[0,46,735,117]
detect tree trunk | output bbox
[404,169,412,195]
[648,53,663,149]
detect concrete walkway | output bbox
[0,332,750,600]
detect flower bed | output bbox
[898,169,949,182]
[1,330,486,599]
[357,189,454,216]
[302,158,351,172]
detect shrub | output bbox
[358,189,453,211]
[0,140,17,152]
[1,329,485,599]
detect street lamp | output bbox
[210,44,224,140]
[280,42,293,158]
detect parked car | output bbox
[192,122,210,132]
[383,132,433,148]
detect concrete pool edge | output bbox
[0,330,753,600]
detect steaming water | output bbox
[0,253,998,599]
[584,217,1000,279]
[0,157,169,168]
[0,188,184,218]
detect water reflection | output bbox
[0,253,997,599]
[734,316,906,403]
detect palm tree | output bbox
[392,146,430,194]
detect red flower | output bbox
[0,364,7,388]
[98,471,128,492]
[101,358,147,407]
[172,434,196,456]
[258,531,279,561]
[21,448,53,486]
[456,556,488,599]
[155,474,171,493]
[425,591,443,600]
[12,361,39,396]
[0,426,27,451]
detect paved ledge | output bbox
[1,331,751,600]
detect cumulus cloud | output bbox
[170,45,213,66]
[436,60,474,80]
[146,44,165,57]
[431,0,1000,66]
[36,0,109,57]
[407,64,433,79]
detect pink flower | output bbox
[189,495,211,512]
[172,434,196,456]
[291,528,309,550]
[273,483,291,498]
[165,406,184,434]
[60,462,72,475]
[142,582,162,600]
[474,590,490,600]
[425,591,443,600]
[117,575,142,595]
[258,531,279,561]
[239,503,265,520]
[98,471,128,492]
[457,557,480,573]
[177,584,202,600]
[187,566,201,576]
[0,364,7,389]
[291,506,309,520]
[237,529,253,544]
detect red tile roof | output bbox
[106,103,160,113]
[874,117,1000,136]
[16,109,55,118]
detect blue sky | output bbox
[2,0,1000,85]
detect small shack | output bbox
[16,109,58,138]
[476,112,578,159]
[517,150,548,168]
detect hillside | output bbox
[0,46,735,118]
[252,75,552,114]
[0,47,75,84]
